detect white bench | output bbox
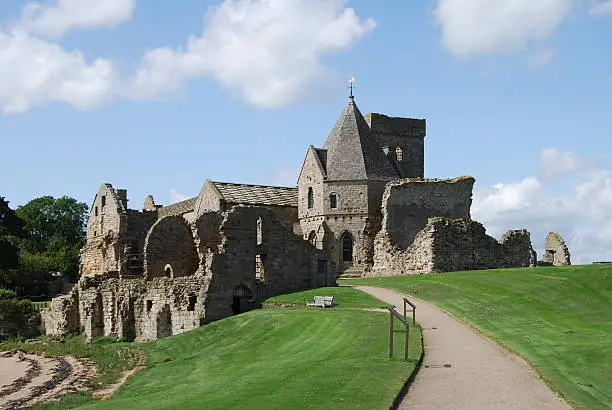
[306,295,333,308]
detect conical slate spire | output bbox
[324,98,398,181]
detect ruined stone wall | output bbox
[379,177,475,250]
[543,232,571,265]
[41,289,80,336]
[144,216,199,279]
[371,217,533,276]
[204,206,320,322]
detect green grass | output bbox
[44,309,420,409]
[345,264,612,410]
[264,286,388,309]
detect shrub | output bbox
[0,298,40,341]
[0,288,17,300]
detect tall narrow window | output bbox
[95,206,99,216]
[101,195,106,207]
[255,254,266,281]
[256,217,263,245]
[395,147,403,162]
[307,187,314,209]
[329,193,338,209]
[341,234,353,262]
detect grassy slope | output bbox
[345,265,612,409]
[265,286,389,308]
[72,309,420,410]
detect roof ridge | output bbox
[212,181,297,190]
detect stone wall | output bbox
[379,177,475,250]
[543,232,571,265]
[144,216,199,279]
[371,217,534,276]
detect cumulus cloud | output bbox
[170,189,190,203]
[17,0,135,37]
[0,30,116,114]
[128,0,375,108]
[472,148,612,264]
[539,147,596,180]
[435,0,575,56]
[591,0,612,15]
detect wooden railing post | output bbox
[389,309,394,359]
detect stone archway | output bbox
[232,285,252,315]
[339,231,354,269]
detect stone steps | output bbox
[337,267,364,280]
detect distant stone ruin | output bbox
[542,232,571,266]
[41,95,537,342]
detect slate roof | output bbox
[314,148,328,174]
[157,197,197,218]
[212,181,298,207]
[323,97,399,181]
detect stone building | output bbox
[542,232,571,266]
[42,95,535,341]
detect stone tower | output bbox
[297,96,426,275]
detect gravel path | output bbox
[353,286,572,410]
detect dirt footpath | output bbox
[353,286,572,410]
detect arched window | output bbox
[340,233,353,263]
[329,193,338,209]
[307,187,314,209]
[395,147,403,161]
[308,231,317,246]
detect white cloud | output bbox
[591,0,612,15]
[128,0,375,108]
[435,0,575,56]
[0,30,116,114]
[529,47,555,67]
[170,189,190,204]
[17,0,135,37]
[539,147,595,180]
[472,148,612,264]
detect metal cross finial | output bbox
[348,76,356,99]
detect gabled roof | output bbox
[157,197,197,218]
[314,148,327,175]
[212,181,297,207]
[323,98,399,181]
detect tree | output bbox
[16,196,88,282]
[0,197,24,270]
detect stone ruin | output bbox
[42,95,537,341]
[542,232,571,266]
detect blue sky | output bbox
[1,0,612,263]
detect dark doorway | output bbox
[90,293,104,338]
[121,297,137,342]
[341,234,353,263]
[232,284,253,315]
[156,304,173,339]
[317,259,328,287]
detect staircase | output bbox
[337,267,364,280]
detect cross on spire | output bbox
[348,76,356,100]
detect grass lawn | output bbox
[344,264,612,410]
[264,286,388,309]
[14,308,421,409]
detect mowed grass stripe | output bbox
[76,309,420,410]
[345,265,612,409]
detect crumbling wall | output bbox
[371,218,534,276]
[144,216,199,279]
[380,177,475,250]
[204,206,318,322]
[40,289,80,336]
[543,232,571,266]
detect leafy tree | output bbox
[16,196,88,282]
[0,197,24,270]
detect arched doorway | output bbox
[339,232,354,269]
[232,285,252,315]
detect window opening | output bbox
[187,294,197,311]
[329,193,338,209]
[342,235,353,262]
[307,187,314,209]
[95,206,99,216]
[257,217,263,245]
[396,147,403,161]
[101,195,106,207]
[146,300,153,312]
[255,254,266,281]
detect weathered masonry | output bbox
[42,94,537,341]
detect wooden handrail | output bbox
[388,306,410,361]
[403,298,416,324]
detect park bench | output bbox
[306,295,333,308]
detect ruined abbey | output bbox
[42,95,539,341]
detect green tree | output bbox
[16,196,88,282]
[0,197,24,270]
